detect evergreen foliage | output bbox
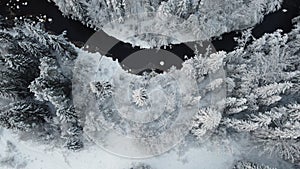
[0,19,82,150]
[222,19,300,164]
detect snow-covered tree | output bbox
[0,30,39,100]
[0,101,52,132]
[90,81,113,100]
[233,161,276,169]
[51,0,283,48]
[222,18,300,164]
[132,88,149,107]
[191,107,222,139]
[130,163,153,169]
[0,19,77,100]
[0,19,82,149]
[29,57,83,150]
[183,49,226,81]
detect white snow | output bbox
[0,128,240,169]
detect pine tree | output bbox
[130,163,153,169]
[233,161,276,169]
[51,0,283,48]
[0,101,52,132]
[131,88,148,107]
[89,81,113,100]
[222,18,300,164]
[0,18,81,148]
[0,19,77,100]
[29,57,83,150]
[0,34,40,100]
[191,107,222,139]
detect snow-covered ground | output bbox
[0,128,240,169]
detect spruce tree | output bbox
[0,101,52,132]
[29,57,83,150]
[233,161,276,169]
[0,18,82,149]
[222,18,300,164]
